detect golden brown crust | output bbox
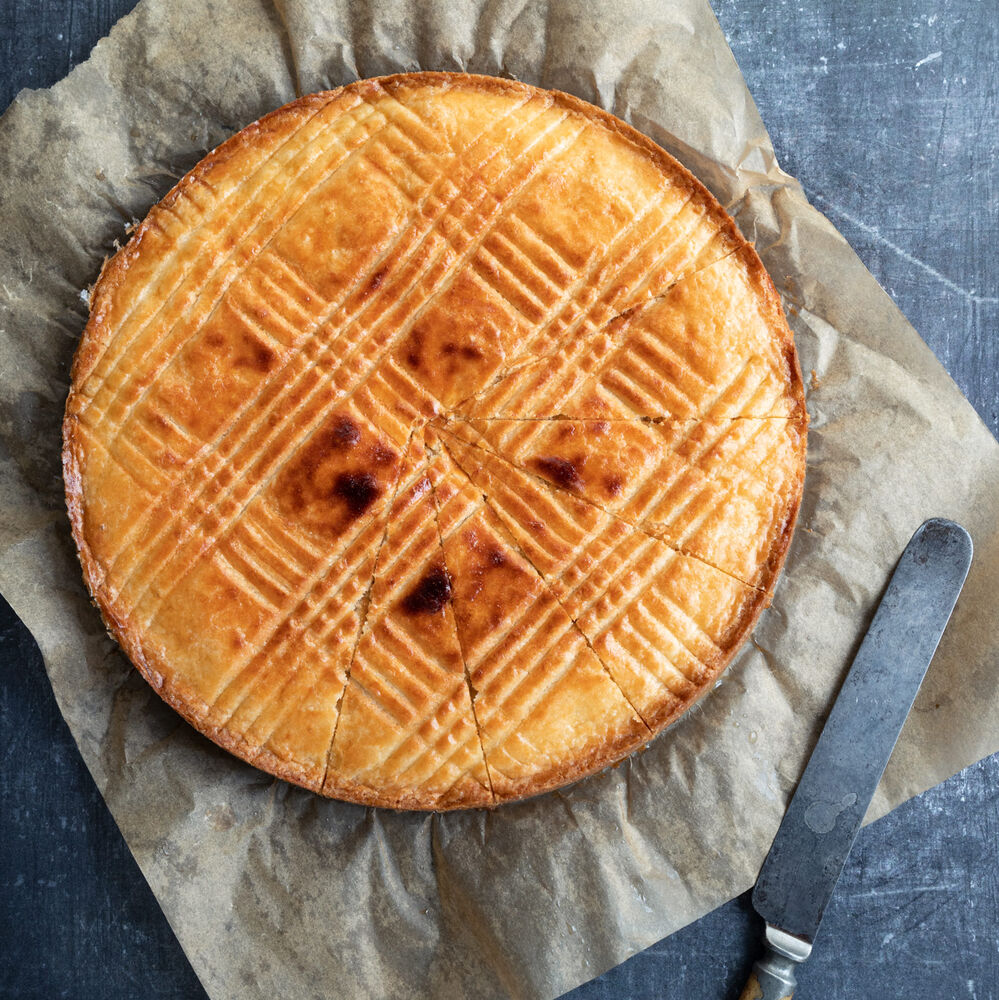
[63,72,806,810]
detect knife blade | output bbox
[738,518,973,1000]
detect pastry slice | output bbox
[426,428,649,800]
[326,435,492,809]
[445,414,806,591]
[437,427,763,731]
[460,245,804,422]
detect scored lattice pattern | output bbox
[426,428,649,798]
[435,426,762,729]
[65,74,806,807]
[445,412,807,591]
[327,437,492,808]
[459,245,803,424]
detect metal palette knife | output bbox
[739,518,973,1000]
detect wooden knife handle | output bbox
[737,943,797,1000]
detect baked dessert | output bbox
[63,72,806,809]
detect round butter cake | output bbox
[63,73,806,810]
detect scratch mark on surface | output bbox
[915,51,943,68]
[853,882,960,899]
[808,191,999,306]
[931,76,952,176]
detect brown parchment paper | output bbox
[1,1,997,997]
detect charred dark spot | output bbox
[403,327,425,370]
[441,341,484,361]
[487,548,507,567]
[232,332,276,372]
[204,332,226,349]
[533,455,583,492]
[251,343,275,371]
[603,474,624,496]
[327,416,360,449]
[332,472,381,516]
[275,413,400,535]
[402,566,452,614]
[368,268,387,292]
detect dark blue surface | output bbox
[1,2,997,998]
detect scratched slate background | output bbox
[1,1,997,998]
